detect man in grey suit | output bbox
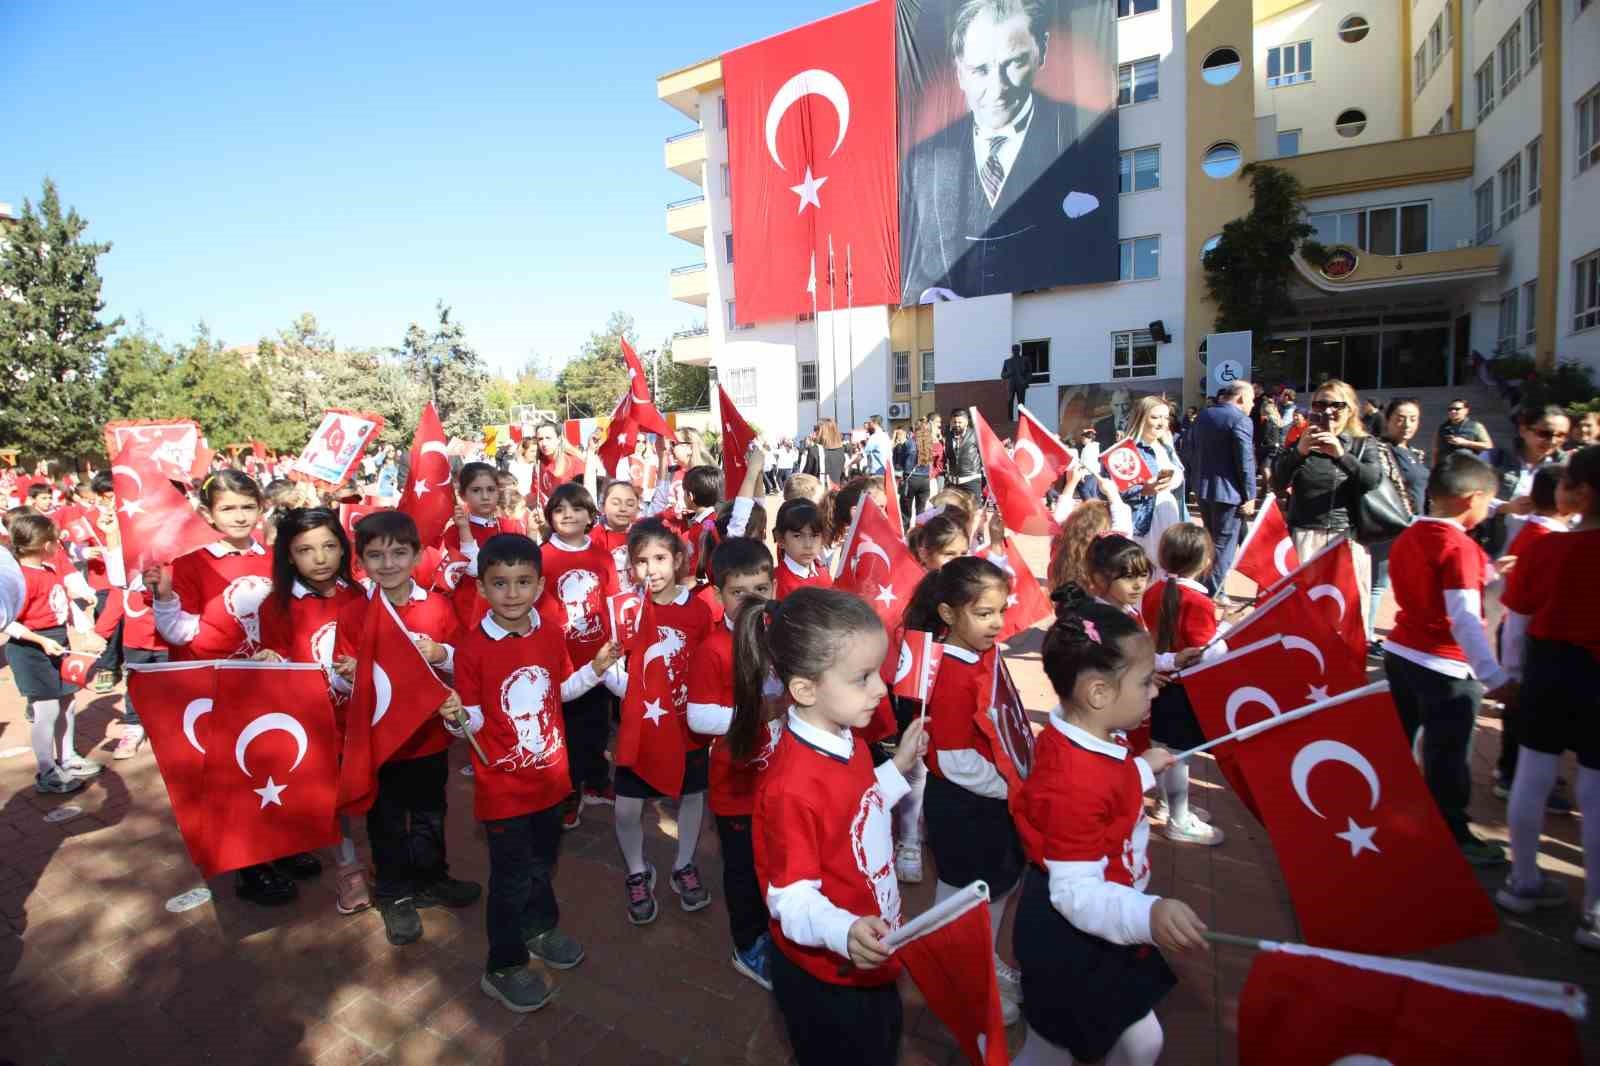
[900,0,1118,304]
[1189,380,1259,594]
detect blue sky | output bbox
[3,0,847,376]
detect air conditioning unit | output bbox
[888,401,912,420]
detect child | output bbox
[904,556,1026,1023]
[613,518,716,923]
[4,513,101,794]
[1497,446,1600,942]
[672,464,723,583]
[254,507,369,913]
[773,499,831,600]
[740,587,929,1066]
[686,537,780,989]
[440,461,526,627]
[1382,453,1514,867]
[1141,525,1227,847]
[497,470,531,530]
[447,534,621,1011]
[94,540,166,760]
[1011,597,1208,1066]
[334,510,482,944]
[536,483,619,827]
[906,511,970,571]
[595,479,641,587]
[695,444,764,624]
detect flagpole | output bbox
[1169,680,1389,762]
[846,242,856,431]
[828,235,841,429]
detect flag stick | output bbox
[452,706,488,764]
[828,236,841,430]
[1168,680,1389,762]
[845,242,856,430]
[1202,930,1266,950]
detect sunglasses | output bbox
[1311,400,1350,413]
[1448,406,1466,412]
[1530,428,1568,441]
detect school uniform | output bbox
[1140,577,1218,752]
[1502,528,1600,767]
[95,586,167,725]
[595,524,633,588]
[774,553,832,601]
[1495,515,1567,781]
[257,579,363,726]
[1503,513,1568,560]
[614,585,715,799]
[1013,716,1174,1060]
[439,515,526,627]
[921,645,1024,895]
[537,536,619,794]
[755,711,910,1066]
[156,541,273,660]
[5,562,78,700]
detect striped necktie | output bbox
[981,135,1008,206]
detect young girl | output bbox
[738,587,929,1066]
[4,513,101,794]
[1011,597,1208,1066]
[253,507,369,912]
[773,500,832,600]
[496,470,531,530]
[904,556,1027,1023]
[613,518,716,923]
[1141,525,1226,847]
[595,479,641,587]
[439,462,526,626]
[906,510,970,571]
[537,483,620,826]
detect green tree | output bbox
[102,328,181,423]
[656,340,711,411]
[257,313,427,450]
[0,178,122,456]
[485,355,560,422]
[554,311,636,418]
[1201,164,1321,355]
[395,302,489,437]
[171,326,273,446]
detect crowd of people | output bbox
[0,373,1596,1065]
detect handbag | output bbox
[1353,438,1414,544]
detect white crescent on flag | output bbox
[765,69,849,170]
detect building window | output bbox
[1414,47,1428,94]
[1117,57,1159,105]
[719,95,727,129]
[1277,129,1301,156]
[1117,0,1158,16]
[798,361,818,401]
[1201,141,1242,178]
[1576,250,1600,333]
[1018,339,1051,384]
[1580,86,1600,174]
[920,350,935,392]
[1112,331,1158,379]
[1338,15,1370,43]
[1499,155,1522,228]
[1523,280,1538,347]
[1527,137,1542,206]
[1266,41,1312,87]
[1497,289,1521,353]
[1335,109,1367,138]
[1118,146,1160,193]
[1526,1,1542,66]
[1201,234,1222,262]
[1119,236,1160,280]
[1307,203,1428,254]
[720,163,731,197]
[1498,23,1523,96]
[724,366,757,407]
[1476,57,1495,120]
[723,231,734,264]
[726,299,749,332]
[1429,16,1443,70]
[1201,47,1241,85]
[1474,181,1495,244]
[892,350,911,395]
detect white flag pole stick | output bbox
[883,880,990,952]
[1169,680,1389,762]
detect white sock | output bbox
[1012,1024,1075,1066]
[1105,1011,1163,1066]
[57,703,78,763]
[335,816,360,866]
[1161,762,1190,824]
[988,887,1012,953]
[1579,767,1600,911]
[615,796,647,875]
[893,756,926,846]
[675,791,706,870]
[30,699,61,774]
[1508,749,1559,890]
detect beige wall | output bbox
[1253,0,1403,153]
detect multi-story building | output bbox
[657,0,1599,438]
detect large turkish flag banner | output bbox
[128,661,221,872]
[1231,683,1498,954]
[722,0,898,322]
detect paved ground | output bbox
[2,532,1597,1065]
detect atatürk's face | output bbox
[955,12,1046,133]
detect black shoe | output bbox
[235,863,298,906]
[272,852,324,879]
[416,876,482,909]
[378,896,423,945]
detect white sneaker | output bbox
[895,843,924,884]
[58,754,102,779]
[1163,811,1225,846]
[994,956,1023,1004]
[35,766,84,795]
[1576,906,1600,952]
[1151,799,1210,824]
[1000,993,1021,1026]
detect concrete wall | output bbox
[1556,0,1600,371]
[1254,0,1404,154]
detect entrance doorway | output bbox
[1260,305,1453,392]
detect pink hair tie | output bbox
[1081,620,1102,645]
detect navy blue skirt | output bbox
[923,772,1024,896]
[4,626,80,701]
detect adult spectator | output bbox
[1572,410,1598,447]
[1001,346,1030,420]
[927,413,946,493]
[816,418,847,487]
[1189,379,1258,593]
[863,417,893,475]
[905,420,934,516]
[1254,386,1288,471]
[1367,397,1429,648]
[532,421,584,506]
[1360,397,1385,438]
[1433,398,1493,465]
[1112,396,1188,562]
[945,409,984,497]
[1273,379,1384,622]
[774,438,796,488]
[1483,405,1572,554]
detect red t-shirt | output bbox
[774,554,833,601]
[1504,515,1565,561]
[257,581,364,667]
[537,537,618,669]
[650,587,716,742]
[922,645,992,781]
[1016,719,1152,890]
[95,586,164,652]
[1502,527,1600,657]
[334,585,460,761]
[1387,518,1489,665]
[438,517,526,627]
[690,623,784,816]
[169,545,274,660]
[17,561,70,630]
[595,524,634,588]
[453,616,574,821]
[536,453,582,506]
[1140,577,1218,652]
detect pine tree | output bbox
[395,302,489,438]
[0,179,123,457]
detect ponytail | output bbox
[730,599,782,762]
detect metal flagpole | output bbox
[807,251,822,422]
[827,235,840,428]
[846,242,856,430]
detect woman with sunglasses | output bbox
[1272,379,1384,622]
[1482,406,1571,555]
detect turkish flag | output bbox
[58,652,98,687]
[621,339,671,437]
[1011,404,1074,497]
[891,886,1009,1066]
[59,513,102,548]
[1231,683,1499,953]
[615,596,690,797]
[722,0,898,322]
[883,463,905,538]
[103,419,202,484]
[1231,495,1299,591]
[968,406,1056,537]
[717,385,757,499]
[1239,945,1584,1066]
[338,502,385,547]
[1261,536,1366,658]
[338,593,453,815]
[607,588,645,649]
[397,403,454,549]
[198,662,341,877]
[128,661,221,872]
[835,497,924,631]
[891,629,943,701]
[110,441,223,573]
[1222,587,1368,698]
[597,391,643,484]
[1098,439,1155,494]
[974,647,1039,858]
[977,536,1052,642]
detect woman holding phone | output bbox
[1112,397,1188,567]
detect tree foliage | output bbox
[1201,164,1319,354]
[394,302,489,438]
[553,310,636,419]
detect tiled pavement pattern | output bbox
[1,532,1596,1065]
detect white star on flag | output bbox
[643,699,667,725]
[118,499,144,518]
[790,167,828,213]
[254,776,287,809]
[1006,594,1019,608]
[618,433,629,446]
[1335,817,1379,857]
[413,479,430,497]
[1307,684,1330,702]
[875,585,896,606]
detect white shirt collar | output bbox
[468,513,499,528]
[972,92,1034,142]
[291,578,349,600]
[549,534,591,553]
[365,579,428,603]
[941,643,979,664]
[787,708,852,761]
[204,539,267,558]
[1093,594,1141,619]
[1175,576,1209,595]
[1050,712,1128,761]
[480,612,541,640]
[651,585,690,607]
[1416,515,1465,533]
[1527,514,1569,532]
[781,553,816,579]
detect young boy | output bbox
[686,536,781,990]
[1382,453,1515,866]
[446,533,624,1012]
[333,510,481,946]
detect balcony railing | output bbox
[673,326,709,339]
[670,263,706,276]
[665,128,703,144]
[667,194,706,210]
